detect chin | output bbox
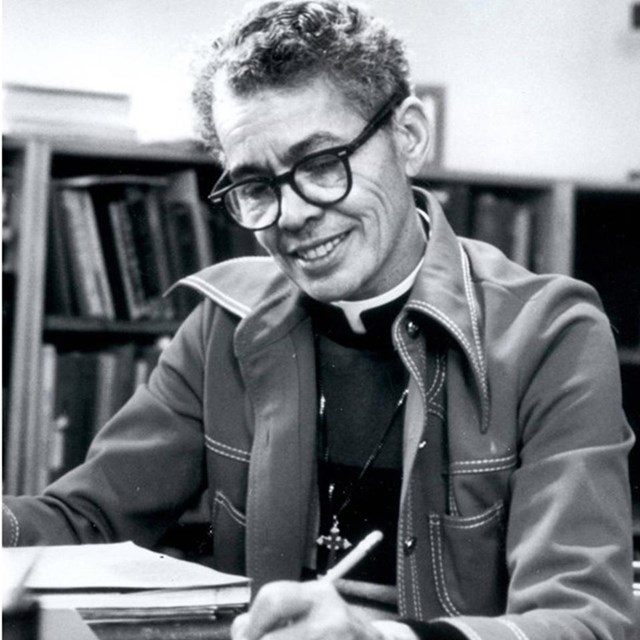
[298,276,364,303]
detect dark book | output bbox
[108,199,152,320]
[124,186,174,320]
[49,350,99,481]
[471,192,532,267]
[45,190,78,315]
[162,199,205,318]
[165,170,215,268]
[54,187,115,319]
[133,339,167,389]
[92,344,136,438]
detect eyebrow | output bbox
[229,131,346,181]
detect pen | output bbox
[319,530,384,583]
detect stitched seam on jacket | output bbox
[181,277,251,318]
[204,435,251,461]
[214,491,247,527]
[409,301,481,381]
[429,515,462,616]
[427,406,445,421]
[407,482,424,620]
[460,248,487,387]
[447,483,460,517]
[451,453,516,468]
[498,619,531,640]
[394,329,426,398]
[426,353,446,402]
[444,506,504,530]
[397,498,408,617]
[204,435,251,464]
[3,504,19,546]
[449,461,515,475]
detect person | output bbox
[3,1,636,638]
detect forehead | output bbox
[212,75,366,169]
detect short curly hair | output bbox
[191,0,412,157]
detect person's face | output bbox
[212,75,427,302]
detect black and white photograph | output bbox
[3,2,640,639]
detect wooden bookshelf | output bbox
[3,134,640,545]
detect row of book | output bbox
[427,183,535,269]
[45,169,261,322]
[22,340,166,496]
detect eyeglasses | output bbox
[208,91,404,230]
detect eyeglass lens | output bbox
[225,152,349,228]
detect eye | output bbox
[237,181,272,202]
[296,153,345,186]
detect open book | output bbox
[3,541,250,616]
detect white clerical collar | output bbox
[331,253,425,334]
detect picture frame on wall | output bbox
[414,84,446,168]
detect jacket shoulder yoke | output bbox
[166,256,287,319]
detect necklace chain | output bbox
[316,380,408,564]
[318,384,408,520]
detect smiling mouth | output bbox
[293,232,349,263]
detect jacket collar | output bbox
[172,187,489,432]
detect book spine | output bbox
[108,201,150,320]
[79,190,116,319]
[37,343,58,492]
[57,189,107,318]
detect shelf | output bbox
[43,315,181,337]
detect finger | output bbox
[230,612,250,639]
[241,581,315,640]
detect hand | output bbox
[230,580,418,640]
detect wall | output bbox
[3,0,640,181]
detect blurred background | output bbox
[3,0,640,180]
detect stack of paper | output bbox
[3,541,250,618]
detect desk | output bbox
[84,581,398,640]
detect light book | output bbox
[3,541,250,613]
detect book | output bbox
[92,344,136,437]
[471,192,533,267]
[123,185,174,320]
[3,83,134,141]
[3,541,251,612]
[53,187,115,319]
[46,190,78,315]
[49,351,99,481]
[35,343,58,493]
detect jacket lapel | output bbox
[235,289,318,591]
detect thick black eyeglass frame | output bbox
[208,90,405,230]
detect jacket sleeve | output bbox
[442,278,636,640]
[3,302,211,548]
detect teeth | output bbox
[297,235,345,261]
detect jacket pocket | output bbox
[211,490,247,574]
[428,501,508,616]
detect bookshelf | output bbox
[1,134,261,496]
[2,133,640,549]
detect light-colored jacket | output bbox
[4,191,635,639]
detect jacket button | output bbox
[403,536,417,555]
[405,319,420,339]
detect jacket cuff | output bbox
[3,503,20,546]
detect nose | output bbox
[277,183,324,233]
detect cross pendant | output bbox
[316,518,352,569]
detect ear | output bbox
[392,96,431,178]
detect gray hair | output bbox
[191,0,412,157]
